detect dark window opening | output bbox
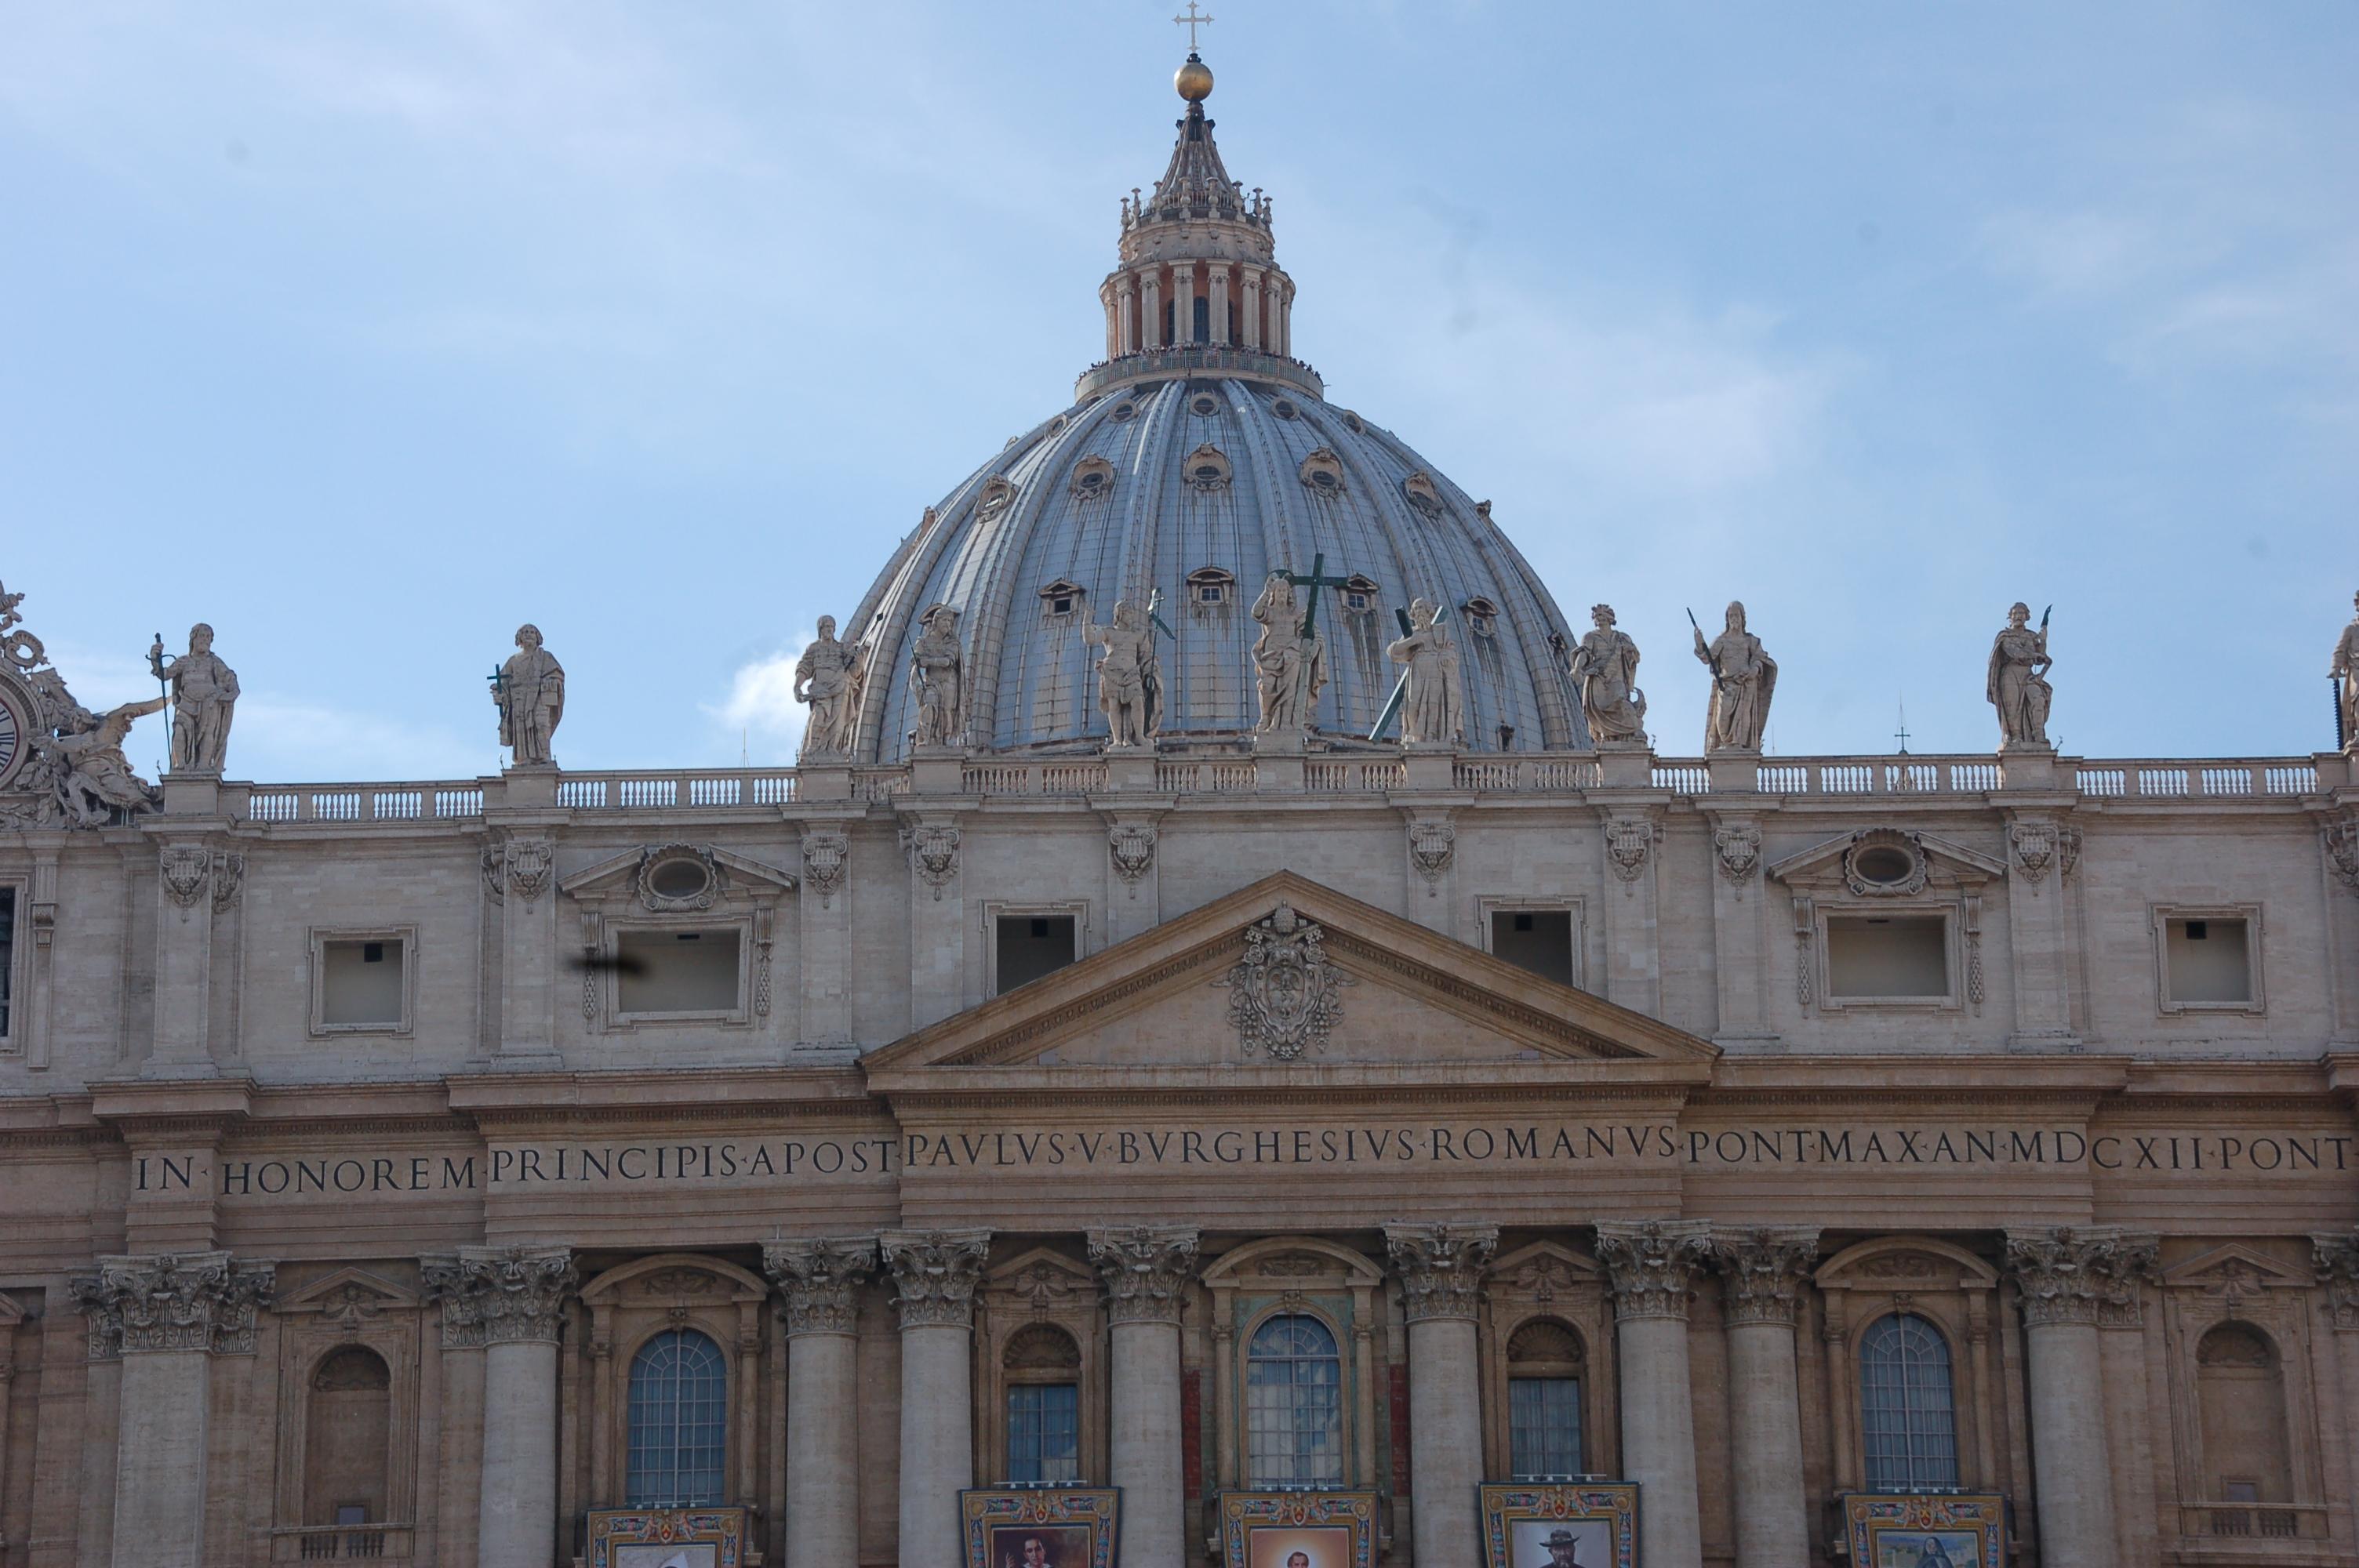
[2187,920,2208,940]
[1192,296,1211,343]
[362,942,383,964]
[1052,596,1072,614]
[1,887,16,1037]
[1492,909,1574,987]
[996,914,1078,995]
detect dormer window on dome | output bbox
[1402,471,1445,517]
[1186,566,1236,608]
[1462,597,1500,637]
[1299,448,1344,498]
[977,477,1016,521]
[1070,456,1116,501]
[1039,580,1085,621]
[1188,389,1223,417]
[1183,444,1233,492]
[1342,574,1381,615]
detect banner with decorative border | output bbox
[1478,1482,1638,1568]
[959,1485,1121,1568]
[586,1505,748,1568]
[1216,1490,1379,1568]
[1839,1493,2006,1568]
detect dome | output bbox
[831,59,1593,764]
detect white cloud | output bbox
[230,699,488,782]
[703,636,812,763]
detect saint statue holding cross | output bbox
[1251,570,1330,732]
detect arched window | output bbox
[1246,1313,1343,1484]
[1859,1313,1960,1490]
[626,1329,727,1506]
[1507,1319,1586,1477]
[1002,1323,1083,1483]
[304,1345,391,1526]
[2196,1322,2292,1504]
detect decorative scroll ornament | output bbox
[903,823,961,901]
[1383,1222,1498,1323]
[2326,818,2359,898]
[801,827,849,906]
[636,843,721,913]
[421,1247,576,1348]
[881,1229,990,1329]
[160,846,213,916]
[70,1251,274,1359]
[763,1236,878,1337]
[1407,818,1456,894]
[1594,1219,1712,1323]
[1088,1225,1200,1325]
[1704,1227,1820,1327]
[2003,1227,2158,1329]
[1605,817,1656,886]
[2312,1230,2359,1331]
[2058,822,2083,880]
[1107,819,1158,888]
[500,838,554,906]
[212,852,244,912]
[1217,904,1354,1062]
[2009,821,2058,884]
[1713,822,1762,886]
[1841,829,1929,896]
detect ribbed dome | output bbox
[841,376,1592,760]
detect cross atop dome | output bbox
[1173,2,1214,53]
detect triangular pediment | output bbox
[1768,827,2006,893]
[558,843,797,905]
[278,1266,416,1317]
[863,871,1717,1074]
[2162,1242,2307,1290]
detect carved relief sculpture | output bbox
[903,822,961,900]
[1217,903,1352,1060]
[794,615,867,759]
[1568,604,1646,743]
[1713,822,1762,885]
[1407,817,1456,892]
[1692,601,1776,752]
[1107,818,1158,887]
[801,827,849,905]
[2312,1230,2359,1331]
[1383,1222,1498,1321]
[1986,601,2054,747]
[36,697,166,828]
[421,1247,576,1348]
[1385,597,1465,745]
[881,1229,991,1328]
[71,1250,275,1359]
[763,1236,879,1335]
[1605,817,1656,885]
[2332,590,2359,753]
[2009,820,2058,884]
[909,604,965,748]
[1249,572,1327,732]
[1084,599,1163,748]
[147,623,238,773]
[493,624,565,767]
[2327,818,2359,897]
[1088,1225,1201,1324]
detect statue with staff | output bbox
[1986,601,2054,747]
[794,615,867,758]
[147,622,238,773]
[492,623,565,766]
[1084,596,1165,749]
[2330,589,2359,753]
[1688,601,1776,752]
[910,603,966,747]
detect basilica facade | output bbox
[3,45,2359,1568]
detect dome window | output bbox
[1070,456,1117,501]
[1183,443,1233,493]
[1298,448,1345,498]
[1108,401,1137,424]
[1342,574,1381,615]
[1401,470,1445,517]
[1189,391,1223,417]
[1048,415,1069,435]
[1340,411,1365,434]
[1270,397,1299,420]
[1038,579,1085,621]
[977,476,1016,521]
[1462,597,1500,637]
[1186,566,1236,608]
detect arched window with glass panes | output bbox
[626,1329,727,1506]
[1001,1323,1082,1484]
[1245,1313,1344,1484]
[1506,1318,1586,1477]
[1859,1313,1961,1490]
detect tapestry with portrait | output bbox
[1839,1493,2006,1568]
[1216,1490,1379,1568]
[1478,1482,1637,1568]
[586,1504,748,1568]
[960,1485,1121,1568]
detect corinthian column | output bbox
[2003,1229,2154,1568]
[1383,1224,1497,1568]
[766,1237,880,1568]
[1595,1221,1710,1568]
[1089,1226,1200,1568]
[424,1247,576,1568]
[883,1229,990,1568]
[1703,1228,1819,1568]
[71,1251,274,1568]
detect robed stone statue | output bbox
[1986,601,2053,747]
[794,615,867,758]
[909,604,965,748]
[1085,598,1162,749]
[1692,601,1776,752]
[147,623,238,773]
[1251,573,1327,733]
[2332,590,2359,753]
[1568,604,1646,743]
[494,624,565,765]
[1386,597,1465,746]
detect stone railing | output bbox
[215,751,2342,824]
[1074,343,1325,402]
[2181,1501,2323,1540]
[275,1520,409,1559]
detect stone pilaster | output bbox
[901,818,965,1027]
[1704,1228,1818,1568]
[1385,1224,1496,1568]
[795,822,856,1049]
[423,1247,575,1568]
[1090,1227,1199,1568]
[1596,1221,1709,1568]
[490,833,563,1063]
[146,840,241,1077]
[2312,1232,2359,1517]
[2005,1229,2151,1568]
[766,1238,878,1567]
[71,1251,274,1568]
[884,1229,990,1568]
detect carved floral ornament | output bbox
[762,1236,878,1337]
[1594,1220,1712,1323]
[1087,1225,1201,1325]
[1216,904,1354,1061]
[1703,1227,1820,1327]
[2002,1226,2158,1330]
[881,1229,991,1329]
[71,1250,275,1359]
[1383,1222,1498,1323]
[420,1247,576,1348]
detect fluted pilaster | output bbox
[1598,1221,1709,1568]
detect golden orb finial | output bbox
[1175,53,1214,103]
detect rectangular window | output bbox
[1491,909,1575,988]
[1005,1382,1080,1484]
[2164,916,2252,1005]
[994,915,1078,996]
[318,936,408,1029]
[1508,1376,1583,1477]
[616,928,741,1016]
[1826,915,1948,999]
[0,887,14,1040]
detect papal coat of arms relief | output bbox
[1216,904,1354,1061]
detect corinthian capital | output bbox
[421,1246,576,1348]
[763,1236,879,1336]
[1704,1226,1820,1327]
[1595,1219,1712,1323]
[1383,1222,1499,1323]
[2314,1229,2359,1331]
[2004,1227,2157,1330]
[1088,1225,1200,1326]
[881,1229,991,1330]
[69,1250,274,1359]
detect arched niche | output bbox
[304,1345,392,1526]
[976,1247,1104,1486]
[1201,1238,1384,1490]
[1481,1240,1616,1480]
[1812,1237,2004,1494]
[271,1266,422,1557]
[2160,1242,2326,1535]
[577,1254,770,1511]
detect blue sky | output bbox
[4,1,2354,780]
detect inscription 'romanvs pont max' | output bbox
[157,1121,2359,1200]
